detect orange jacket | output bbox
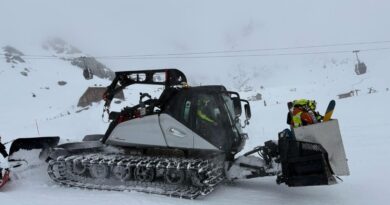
[291,107,314,126]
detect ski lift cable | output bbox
[1,45,390,60]
[1,39,390,59]
[90,47,389,59]
[2,40,390,58]
[97,47,390,59]
[93,40,390,57]
[16,47,390,60]
[15,40,390,58]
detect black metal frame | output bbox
[103,69,187,108]
[277,138,335,186]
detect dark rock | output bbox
[3,46,25,64]
[58,81,67,86]
[20,71,28,76]
[3,46,24,56]
[71,57,115,80]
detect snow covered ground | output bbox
[1,66,389,204]
[1,0,390,204]
[1,91,389,205]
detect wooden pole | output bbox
[35,120,40,136]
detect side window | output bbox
[194,94,226,139]
[163,91,193,127]
[195,94,222,125]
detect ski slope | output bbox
[1,0,390,204]
[1,40,390,205]
[1,87,390,205]
[1,56,390,204]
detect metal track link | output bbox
[47,153,225,199]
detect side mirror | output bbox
[244,103,251,120]
[232,97,242,117]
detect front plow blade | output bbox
[9,137,60,157]
[8,137,60,169]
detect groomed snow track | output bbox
[47,154,225,199]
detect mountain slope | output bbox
[1,66,389,205]
[0,41,113,138]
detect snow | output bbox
[1,68,389,204]
[1,1,390,204]
[226,156,269,180]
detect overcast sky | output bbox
[1,0,389,81]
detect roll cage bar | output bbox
[103,69,187,108]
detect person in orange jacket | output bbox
[287,99,323,128]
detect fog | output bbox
[1,0,389,84]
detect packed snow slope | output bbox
[1,0,390,204]
[1,86,390,205]
[1,51,389,205]
[0,40,117,138]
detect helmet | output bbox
[293,99,308,107]
[293,99,316,111]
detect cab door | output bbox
[160,90,220,150]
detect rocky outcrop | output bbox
[3,46,25,64]
[70,56,115,80]
[42,38,115,80]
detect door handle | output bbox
[168,128,186,138]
